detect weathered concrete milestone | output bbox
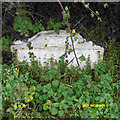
[11,30,104,69]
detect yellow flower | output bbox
[72,29,76,34]
[5,69,7,71]
[14,114,18,118]
[7,72,10,75]
[22,104,26,108]
[15,68,17,71]
[18,105,21,108]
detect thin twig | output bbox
[57,0,81,70]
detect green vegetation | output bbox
[2,2,119,119]
[2,39,119,119]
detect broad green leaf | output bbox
[74,37,78,41]
[48,88,54,96]
[52,80,59,88]
[49,19,54,25]
[40,26,44,31]
[43,86,47,93]
[43,104,48,111]
[63,104,69,110]
[58,110,64,116]
[79,55,86,61]
[46,83,51,89]
[67,88,74,95]
[62,91,68,97]
[52,103,59,108]
[51,107,58,115]
[62,11,66,16]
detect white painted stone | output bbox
[11,30,104,69]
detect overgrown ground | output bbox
[2,39,119,119]
[1,2,119,119]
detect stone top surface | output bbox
[11,30,104,69]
